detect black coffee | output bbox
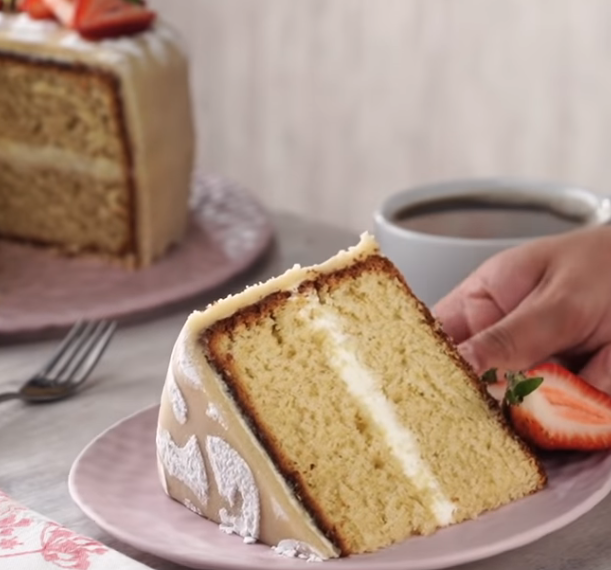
[393,196,586,239]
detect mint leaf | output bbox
[481,368,498,384]
[505,372,544,405]
[512,376,544,402]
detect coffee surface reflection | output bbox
[392,196,587,240]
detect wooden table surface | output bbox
[1,212,610,570]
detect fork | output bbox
[0,320,117,404]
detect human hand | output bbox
[433,226,611,393]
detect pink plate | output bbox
[0,175,273,342]
[69,405,611,570]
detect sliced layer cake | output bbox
[0,9,194,266]
[156,233,546,560]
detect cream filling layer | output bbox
[0,139,123,181]
[298,297,456,526]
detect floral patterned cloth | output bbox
[0,491,151,570]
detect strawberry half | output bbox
[20,0,55,20]
[483,364,611,451]
[73,0,155,40]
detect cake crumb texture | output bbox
[0,54,133,256]
[0,159,131,254]
[0,55,125,160]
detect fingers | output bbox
[458,287,572,374]
[434,280,504,345]
[433,227,611,381]
[580,344,611,395]
[434,242,548,345]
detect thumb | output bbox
[579,344,611,395]
[458,293,570,374]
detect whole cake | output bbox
[0,0,194,267]
[156,233,546,560]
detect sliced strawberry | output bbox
[20,0,55,20]
[73,0,155,40]
[41,0,75,26]
[501,364,611,451]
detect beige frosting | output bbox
[184,232,380,330]
[0,13,195,265]
[156,234,380,559]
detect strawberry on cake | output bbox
[42,0,157,39]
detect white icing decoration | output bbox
[10,13,59,32]
[108,37,142,56]
[218,526,256,545]
[271,498,289,522]
[206,402,227,429]
[206,436,260,540]
[5,13,59,42]
[272,540,323,563]
[57,30,143,59]
[193,176,267,260]
[58,32,95,51]
[183,499,202,516]
[156,428,208,507]
[175,330,202,388]
[166,372,188,424]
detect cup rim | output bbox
[374,176,611,247]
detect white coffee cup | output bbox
[373,177,611,308]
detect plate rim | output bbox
[69,404,611,570]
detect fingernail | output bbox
[458,343,482,373]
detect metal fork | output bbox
[0,320,117,404]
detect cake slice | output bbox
[156,233,546,560]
